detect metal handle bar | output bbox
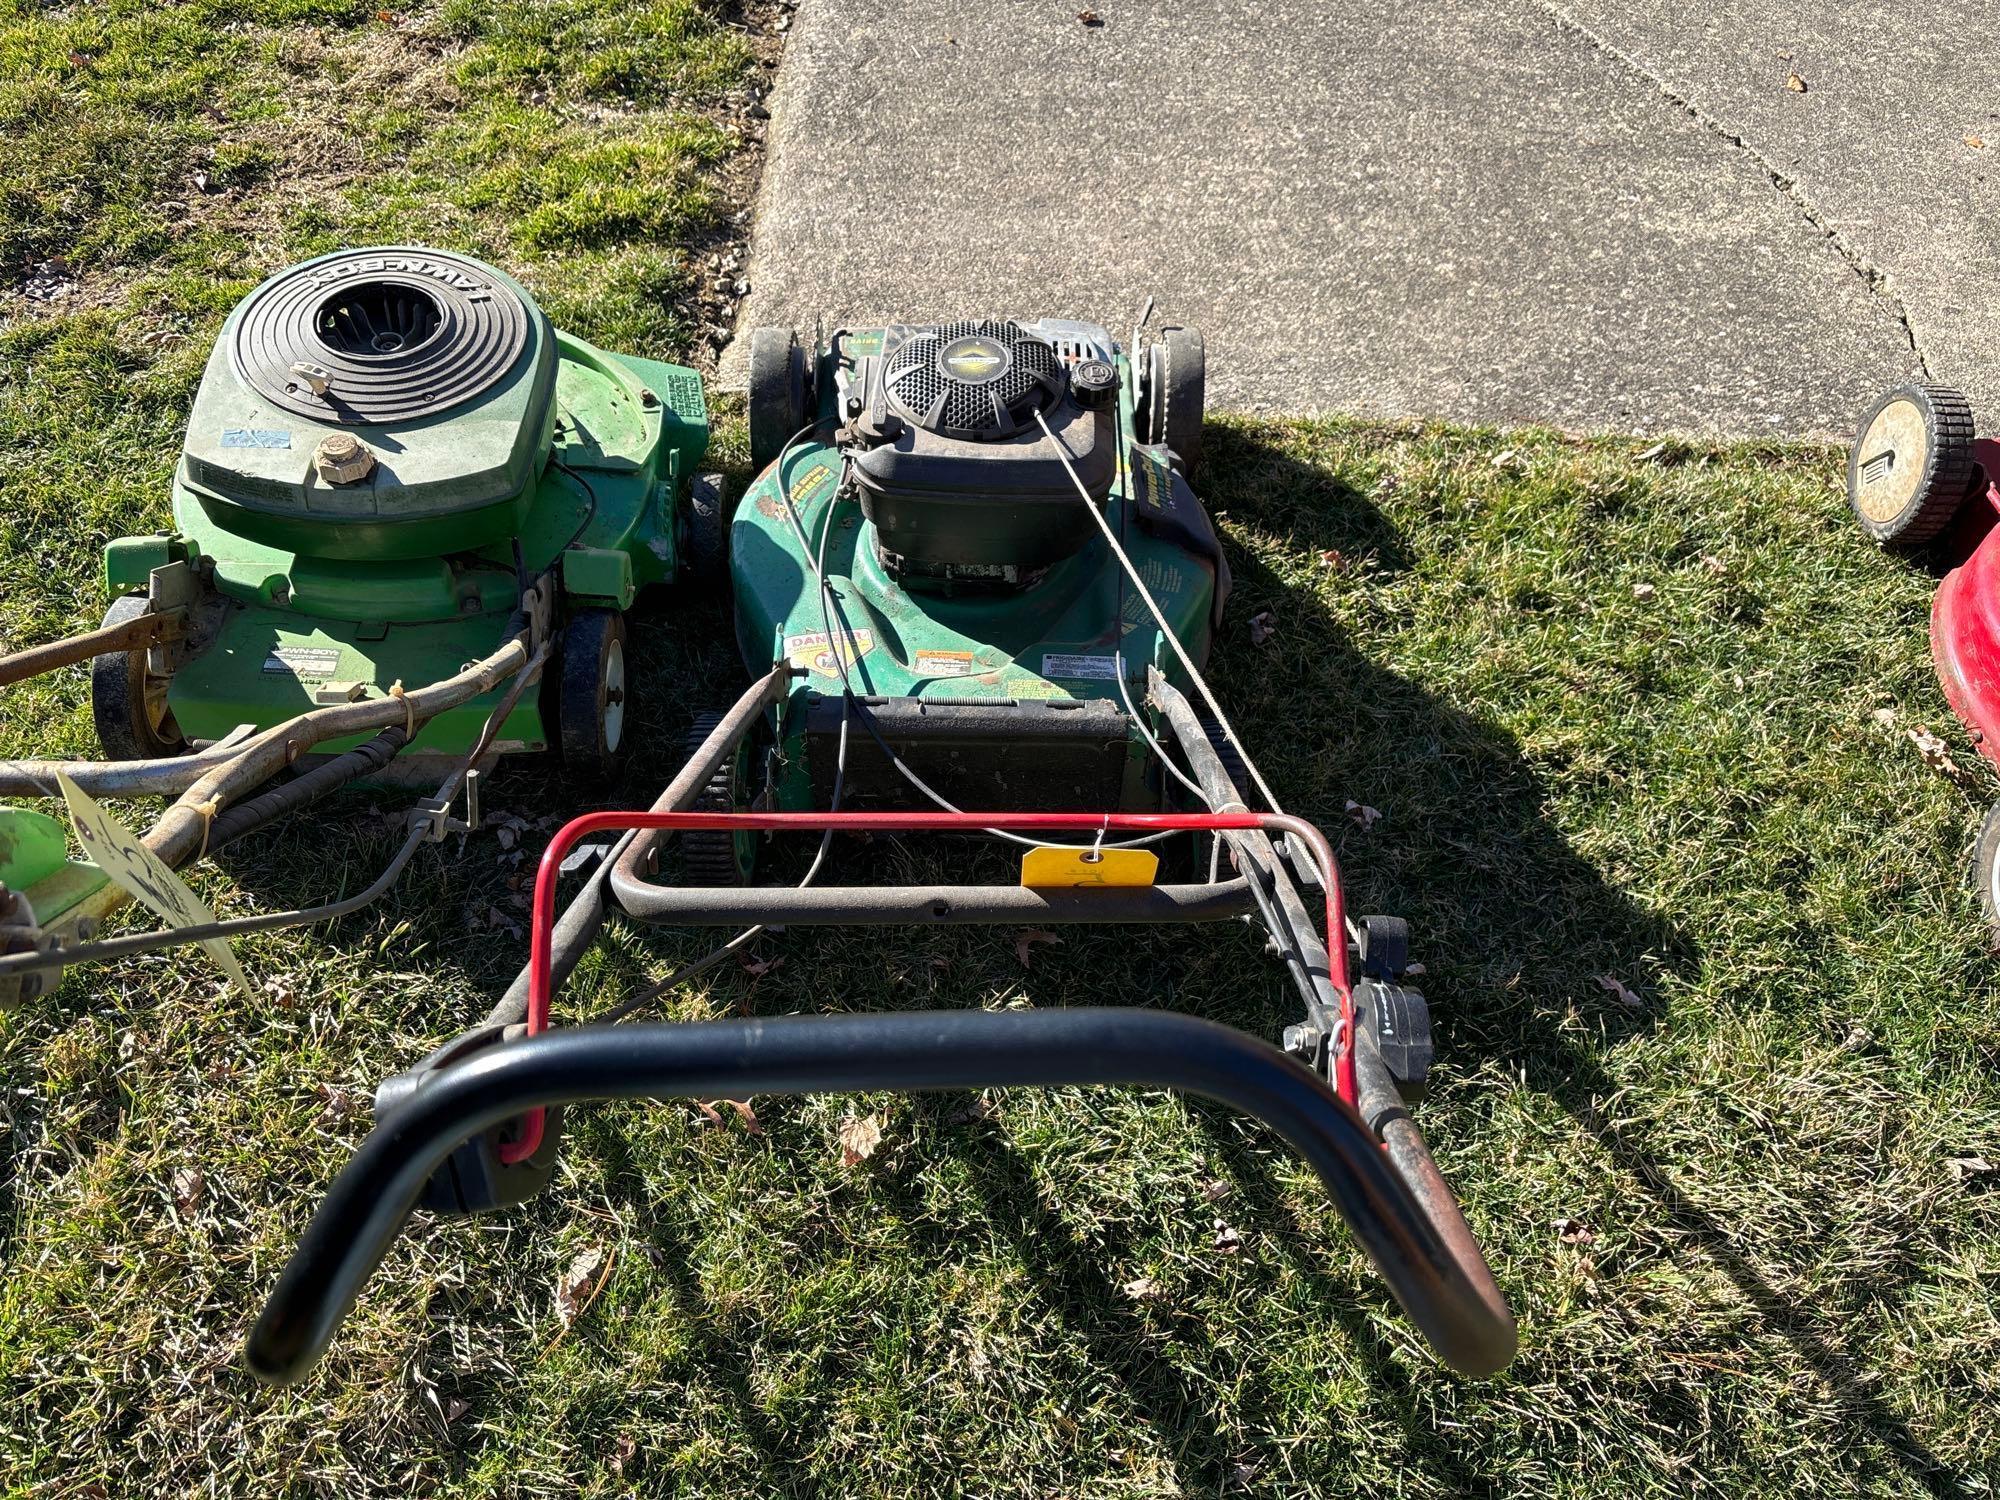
[244,1007,1516,1385]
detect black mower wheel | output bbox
[1140,325,1207,477]
[683,471,730,583]
[1847,382,1982,552]
[1972,803,2000,939]
[680,711,757,885]
[91,593,186,761]
[555,608,627,786]
[748,326,810,473]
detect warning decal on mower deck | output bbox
[913,650,976,678]
[1041,653,1120,681]
[262,646,342,680]
[785,629,874,678]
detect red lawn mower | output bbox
[1846,383,2000,923]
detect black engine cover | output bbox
[847,320,1118,584]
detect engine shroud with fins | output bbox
[850,320,1117,586]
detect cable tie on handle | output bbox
[1086,821,1107,864]
[193,795,224,862]
[387,680,415,739]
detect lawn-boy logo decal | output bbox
[301,254,486,294]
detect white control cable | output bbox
[1033,408,1285,815]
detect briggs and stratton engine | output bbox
[838,318,1120,587]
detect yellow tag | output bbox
[57,773,253,999]
[1020,846,1159,888]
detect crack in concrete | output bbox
[1534,0,1934,377]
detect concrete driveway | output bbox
[724,0,1997,437]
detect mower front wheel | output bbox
[1139,325,1207,477]
[682,471,729,583]
[555,609,627,786]
[748,326,811,473]
[91,594,186,761]
[1847,382,1982,552]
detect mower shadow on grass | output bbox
[1197,426,1968,1496]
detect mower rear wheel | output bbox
[682,471,729,583]
[556,609,627,786]
[1973,803,2000,939]
[1140,325,1207,477]
[1846,382,1982,552]
[748,326,810,473]
[680,711,757,885]
[91,594,186,761]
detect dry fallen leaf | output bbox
[1212,1219,1243,1254]
[736,951,784,980]
[1871,706,1898,727]
[443,1396,470,1426]
[1077,7,1103,24]
[1840,1022,1874,1055]
[1491,448,1527,473]
[1014,928,1061,968]
[1553,1216,1596,1244]
[838,1112,883,1167]
[555,1247,608,1328]
[1123,1275,1166,1304]
[1785,72,1809,92]
[1631,582,1656,601]
[609,1433,638,1475]
[1345,799,1382,831]
[261,975,297,1009]
[1947,1156,1994,1181]
[1907,725,1982,789]
[1201,1177,1233,1203]
[1966,134,1986,150]
[172,1167,205,1214]
[1248,610,1276,646]
[1403,961,1426,977]
[1701,553,1728,576]
[1594,973,1644,1010]
[1635,441,1669,463]
[1318,548,1345,570]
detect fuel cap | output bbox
[1070,358,1118,410]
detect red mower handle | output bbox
[244,1007,1517,1385]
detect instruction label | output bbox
[262,646,341,680]
[788,462,836,503]
[56,773,252,999]
[1041,653,1119,681]
[1021,846,1159,888]
[784,628,874,678]
[912,649,976,678]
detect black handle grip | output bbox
[246,1008,1516,1383]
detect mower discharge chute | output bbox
[246,316,1519,1383]
[0,246,717,1001]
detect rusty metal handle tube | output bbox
[609,874,1258,926]
[0,608,179,689]
[243,1007,1518,1386]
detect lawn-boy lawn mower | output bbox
[0,246,718,1003]
[244,315,1519,1384]
[1844,383,2000,927]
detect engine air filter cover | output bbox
[231,249,533,425]
[883,319,1065,440]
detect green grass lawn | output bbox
[3,3,1999,1497]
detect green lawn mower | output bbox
[0,246,717,1001]
[245,315,1519,1385]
